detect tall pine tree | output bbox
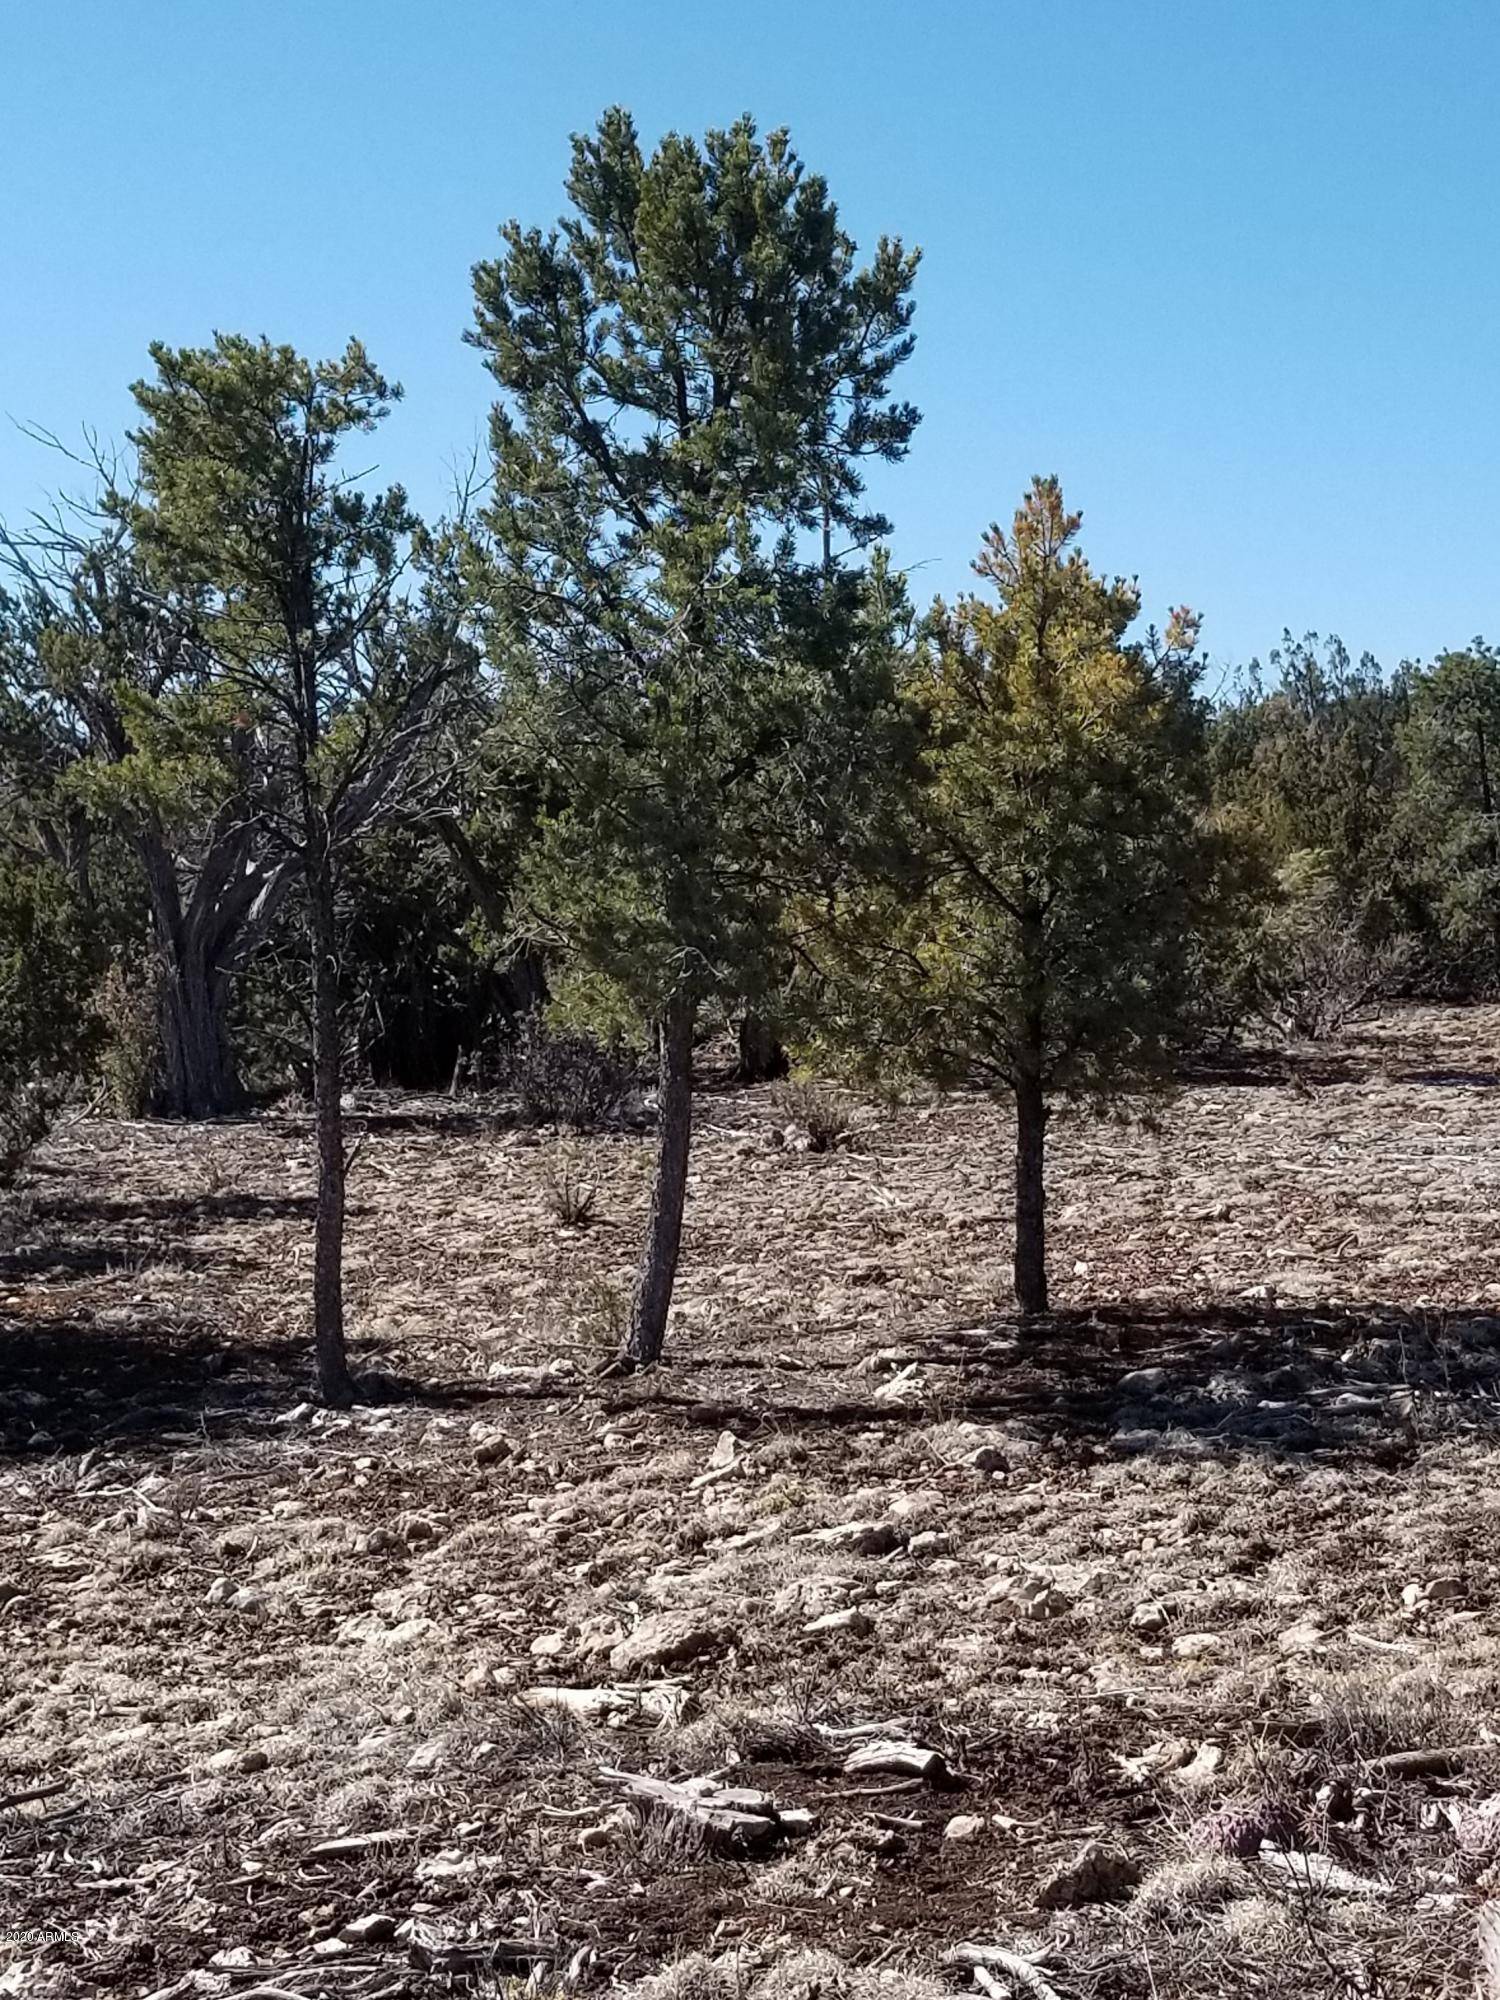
[470,109,919,1366]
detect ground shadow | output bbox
[0,1310,315,1455]
[603,1299,1500,1470]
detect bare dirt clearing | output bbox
[6,1006,1500,1998]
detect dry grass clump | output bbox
[1132,1854,1253,1921]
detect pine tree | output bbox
[123,335,467,1402]
[470,109,919,1367]
[813,478,1239,1314]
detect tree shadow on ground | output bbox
[609,1299,1500,1470]
[32,1190,317,1227]
[0,1310,316,1456]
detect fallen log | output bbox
[843,1739,952,1784]
[1366,1742,1496,1780]
[602,1768,783,1851]
[949,1944,1063,2000]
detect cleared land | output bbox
[5,1005,1500,1999]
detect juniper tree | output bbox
[0,522,304,1116]
[470,108,919,1367]
[1398,641,1500,978]
[813,478,1239,1314]
[122,334,467,1402]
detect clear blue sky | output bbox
[3,1,1497,675]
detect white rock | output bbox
[1172,1631,1228,1660]
[943,1813,986,1842]
[803,1607,874,1638]
[1278,1619,1327,1656]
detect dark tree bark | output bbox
[736,1011,789,1083]
[155,950,243,1119]
[1013,1066,1049,1314]
[307,839,355,1407]
[624,995,695,1368]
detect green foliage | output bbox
[813,478,1244,1101]
[470,108,920,1031]
[0,857,102,1180]
[1397,642,1500,981]
[1207,634,1408,935]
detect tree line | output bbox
[1,111,1493,1398]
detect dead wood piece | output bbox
[843,1738,951,1784]
[957,1949,1063,2000]
[1367,1742,1496,1780]
[521,1682,690,1726]
[603,1767,783,1850]
[304,1827,412,1860]
[0,1778,69,1809]
[409,1931,562,1974]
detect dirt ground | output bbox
[6,1004,1500,2000]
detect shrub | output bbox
[503,1018,638,1129]
[540,1144,598,1228]
[770,1078,857,1153]
[97,957,160,1117]
[1257,852,1409,1040]
[0,858,102,1182]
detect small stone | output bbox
[1038,1840,1140,1909]
[205,1576,237,1605]
[943,1813,986,1842]
[1401,1582,1427,1609]
[803,1607,874,1638]
[206,1747,240,1772]
[383,1616,440,1651]
[905,1530,952,1557]
[965,1446,1009,1475]
[801,1521,903,1556]
[1130,1600,1171,1634]
[1119,1368,1171,1396]
[238,1748,269,1774]
[609,1609,737,1675]
[1278,1619,1326,1656]
[340,1913,397,1944]
[1172,1631,1228,1660]
[530,1629,570,1658]
[1426,1576,1465,1604]
[474,1435,514,1466]
[227,1586,269,1620]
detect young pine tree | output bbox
[816,478,1239,1314]
[124,335,465,1402]
[470,109,919,1368]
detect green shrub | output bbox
[0,858,102,1181]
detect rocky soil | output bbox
[5,1005,1500,1998]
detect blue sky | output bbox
[2,0,1496,676]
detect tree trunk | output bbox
[153,946,244,1119]
[736,1011,789,1083]
[308,854,355,1407]
[624,995,695,1369]
[1013,1068,1049,1315]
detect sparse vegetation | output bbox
[0,67,1497,2000]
